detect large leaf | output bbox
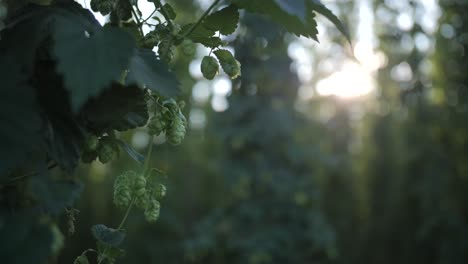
[127,49,180,98]
[231,0,319,39]
[0,212,54,264]
[52,20,136,111]
[79,83,149,133]
[203,4,240,35]
[0,2,100,74]
[309,0,351,43]
[29,170,84,215]
[92,224,126,247]
[35,59,86,172]
[0,56,42,178]
[273,0,307,22]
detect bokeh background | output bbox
[60,0,468,263]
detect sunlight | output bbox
[316,61,375,98]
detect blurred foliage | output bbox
[58,0,468,264]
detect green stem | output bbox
[142,135,155,176]
[142,8,158,24]
[182,0,221,38]
[117,199,135,230]
[131,6,144,36]
[154,0,174,30]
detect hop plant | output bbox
[166,114,186,145]
[214,49,241,79]
[84,135,99,151]
[90,0,114,16]
[147,110,168,136]
[74,255,90,264]
[154,183,167,199]
[201,55,219,80]
[133,174,147,199]
[116,0,132,21]
[113,171,134,208]
[135,192,149,209]
[181,39,196,57]
[97,136,120,163]
[144,198,161,222]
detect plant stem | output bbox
[115,135,155,231]
[154,0,174,30]
[131,6,144,35]
[117,199,135,230]
[182,0,221,38]
[142,135,155,177]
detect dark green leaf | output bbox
[79,84,149,133]
[198,36,224,48]
[180,23,215,41]
[203,4,239,35]
[273,0,307,22]
[0,2,100,74]
[35,60,86,172]
[92,224,126,247]
[230,0,318,39]
[0,56,42,178]
[0,212,54,264]
[29,170,84,215]
[127,49,180,98]
[309,0,351,43]
[52,22,136,111]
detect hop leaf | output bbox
[74,255,90,264]
[203,4,239,35]
[162,3,177,20]
[214,49,241,79]
[91,224,126,247]
[201,56,219,80]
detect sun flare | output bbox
[316,61,375,99]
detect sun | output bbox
[316,60,375,99]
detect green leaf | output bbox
[198,36,224,48]
[230,0,318,39]
[91,224,126,247]
[96,241,126,263]
[214,49,241,79]
[0,213,54,264]
[35,59,86,172]
[203,4,239,35]
[79,84,149,133]
[273,0,307,22]
[74,255,90,264]
[52,21,136,111]
[0,2,100,74]
[0,56,42,178]
[127,49,180,98]
[309,0,351,43]
[29,171,83,215]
